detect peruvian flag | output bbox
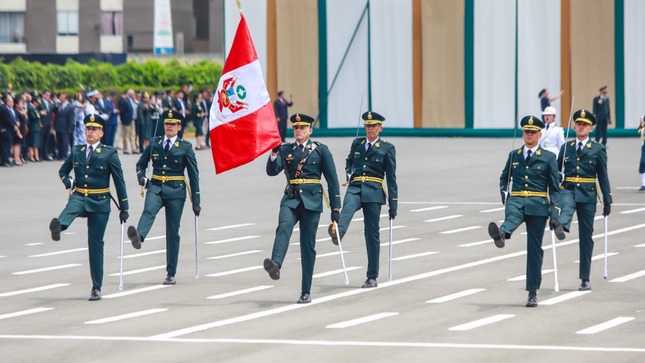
[209,14,281,174]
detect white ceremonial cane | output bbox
[388,218,394,282]
[119,222,125,290]
[333,221,349,285]
[551,230,559,292]
[195,215,200,279]
[603,215,608,279]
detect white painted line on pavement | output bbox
[379,225,406,232]
[459,239,492,247]
[620,207,645,214]
[610,270,645,283]
[108,265,165,276]
[144,235,166,241]
[449,314,515,331]
[299,250,350,260]
[29,248,87,258]
[426,289,486,304]
[576,317,635,335]
[25,243,43,246]
[207,286,273,300]
[103,285,170,299]
[379,238,421,247]
[479,207,505,213]
[441,226,481,234]
[636,243,645,248]
[208,250,262,260]
[85,309,168,325]
[0,283,70,297]
[0,307,53,320]
[410,206,448,212]
[574,216,603,224]
[326,312,399,329]
[540,291,591,306]
[204,236,260,245]
[206,223,255,231]
[152,223,645,339]
[313,267,361,278]
[120,250,166,259]
[207,266,263,277]
[392,252,438,261]
[507,269,554,281]
[424,215,463,223]
[12,264,81,275]
[575,252,618,263]
[616,186,639,190]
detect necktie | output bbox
[299,144,304,153]
[366,142,372,151]
[526,149,532,162]
[577,142,583,155]
[164,140,170,154]
[87,145,93,161]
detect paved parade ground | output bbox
[1,136,644,362]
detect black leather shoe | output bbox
[639,185,645,192]
[578,280,591,291]
[163,275,176,285]
[552,220,566,241]
[89,288,101,301]
[488,222,505,248]
[361,278,378,288]
[297,293,311,304]
[263,258,280,280]
[526,291,537,307]
[49,218,61,241]
[127,226,142,249]
[328,224,338,245]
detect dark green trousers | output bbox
[271,203,320,294]
[558,190,597,280]
[338,193,383,280]
[137,192,186,276]
[500,202,547,292]
[58,196,110,290]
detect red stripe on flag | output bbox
[210,102,280,174]
[223,15,258,74]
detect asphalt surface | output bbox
[0,136,644,363]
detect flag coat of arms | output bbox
[209,14,281,174]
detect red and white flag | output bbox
[209,14,281,174]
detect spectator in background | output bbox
[102,91,118,146]
[202,89,213,148]
[0,94,18,166]
[173,90,188,139]
[39,90,55,160]
[274,91,293,142]
[137,92,153,150]
[72,92,87,146]
[539,88,563,111]
[118,89,136,154]
[13,95,27,166]
[192,92,205,150]
[592,85,611,145]
[54,93,74,160]
[27,93,43,162]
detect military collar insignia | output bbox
[375,142,380,148]
[81,145,86,151]
[536,149,541,156]
[174,141,180,148]
[96,147,101,153]
[517,148,522,154]
[286,154,293,161]
[586,143,591,148]
[570,141,575,146]
[306,143,312,150]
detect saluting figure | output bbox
[49,114,129,301]
[328,111,398,289]
[263,113,341,304]
[127,110,201,286]
[557,109,612,291]
[538,106,565,155]
[488,116,565,307]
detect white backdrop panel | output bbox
[370,0,413,128]
[327,0,369,128]
[224,1,267,79]
[474,0,516,129]
[517,0,561,119]
[624,0,645,128]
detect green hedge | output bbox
[1,57,222,96]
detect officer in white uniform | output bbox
[538,106,565,155]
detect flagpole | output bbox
[236,0,243,13]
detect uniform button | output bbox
[84,184,88,187]
[85,175,88,178]
[576,183,580,187]
[365,158,368,160]
[162,171,166,174]
[86,166,89,169]
[300,190,303,193]
[576,166,580,170]
[165,157,168,160]
[163,165,166,168]
[525,184,528,187]
[525,166,529,169]
[363,165,366,168]
[576,158,580,161]
[363,173,366,175]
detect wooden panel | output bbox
[421,0,465,128]
[275,0,319,121]
[570,0,615,126]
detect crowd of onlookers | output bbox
[0,84,214,167]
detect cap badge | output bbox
[90,114,95,122]
[169,111,173,118]
[528,117,534,125]
[581,110,586,118]
[368,112,373,120]
[296,114,301,122]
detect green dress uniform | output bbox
[489,116,563,306]
[592,86,611,145]
[334,111,398,286]
[265,114,340,301]
[52,114,129,296]
[191,102,204,137]
[131,111,200,281]
[557,109,612,288]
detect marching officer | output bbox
[592,86,611,145]
[328,111,398,288]
[538,106,566,155]
[127,110,201,285]
[488,115,565,307]
[557,109,612,291]
[263,113,341,304]
[49,114,129,301]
